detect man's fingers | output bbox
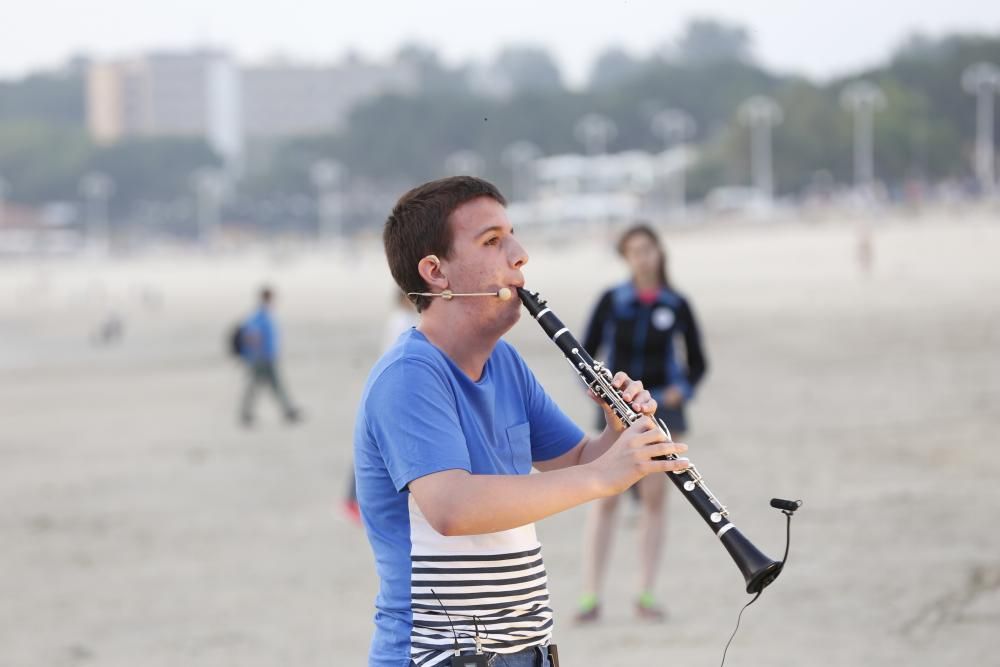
[605,372,658,416]
[632,390,656,414]
[625,415,657,434]
[644,441,688,458]
[647,457,691,473]
[623,423,669,450]
[621,379,644,402]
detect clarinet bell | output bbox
[720,526,783,594]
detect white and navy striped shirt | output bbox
[409,501,554,666]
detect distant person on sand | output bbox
[237,286,302,427]
[857,218,874,276]
[92,310,124,346]
[575,223,708,623]
[343,291,417,524]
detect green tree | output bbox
[0,68,84,126]
[673,18,755,65]
[88,137,222,204]
[0,121,91,201]
[589,48,646,89]
[491,46,564,93]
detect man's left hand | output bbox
[589,372,656,432]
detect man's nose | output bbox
[510,238,529,268]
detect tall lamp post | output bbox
[652,108,696,215]
[962,62,1000,197]
[444,150,485,177]
[0,175,8,228]
[574,113,617,156]
[840,80,887,199]
[738,96,783,205]
[79,172,114,254]
[575,114,617,195]
[310,159,346,241]
[501,141,541,202]
[194,167,226,246]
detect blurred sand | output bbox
[2,211,998,666]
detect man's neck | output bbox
[417,309,500,382]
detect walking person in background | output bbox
[238,286,302,427]
[575,223,708,623]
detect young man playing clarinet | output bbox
[353,176,690,667]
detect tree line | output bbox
[1,22,999,229]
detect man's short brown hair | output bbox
[383,176,507,312]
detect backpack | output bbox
[229,323,247,357]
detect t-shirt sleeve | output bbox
[521,360,585,462]
[364,358,472,492]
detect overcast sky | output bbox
[6,0,1000,84]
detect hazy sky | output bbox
[6,0,1000,84]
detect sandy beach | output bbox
[2,210,998,666]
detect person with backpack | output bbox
[237,286,302,427]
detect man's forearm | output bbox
[575,427,618,466]
[411,466,607,536]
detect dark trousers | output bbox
[410,644,553,666]
[240,360,296,419]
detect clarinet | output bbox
[517,287,783,594]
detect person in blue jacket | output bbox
[574,223,708,623]
[239,286,301,426]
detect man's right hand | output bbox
[590,416,689,497]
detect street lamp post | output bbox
[840,80,887,198]
[575,114,617,196]
[574,113,617,156]
[310,159,346,241]
[194,168,226,246]
[652,108,696,215]
[962,62,1000,196]
[501,141,542,202]
[444,150,486,177]
[738,96,783,206]
[79,172,114,254]
[0,175,8,228]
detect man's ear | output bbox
[417,254,449,293]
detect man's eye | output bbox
[485,237,499,246]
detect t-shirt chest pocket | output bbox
[504,422,532,474]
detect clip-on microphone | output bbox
[408,287,513,301]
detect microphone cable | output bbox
[412,590,490,661]
[431,589,461,657]
[719,500,800,667]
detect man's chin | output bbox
[490,305,521,336]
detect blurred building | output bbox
[0,202,82,256]
[242,56,417,137]
[508,148,694,227]
[534,151,663,195]
[86,51,418,168]
[86,51,242,165]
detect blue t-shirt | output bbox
[354,329,584,667]
[241,307,278,363]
